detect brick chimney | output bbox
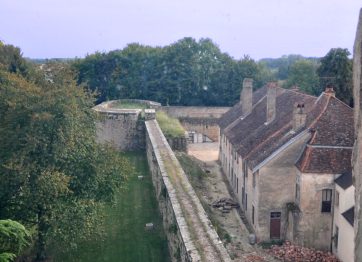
[324,85,336,97]
[241,78,253,116]
[266,82,277,123]
[293,103,307,131]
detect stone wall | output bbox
[160,106,229,142]
[353,8,362,262]
[166,136,187,152]
[161,106,230,119]
[179,118,220,142]
[145,120,231,262]
[145,128,197,261]
[94,101,145,151]
[117,99,161,109]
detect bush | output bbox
[156,111,185,138]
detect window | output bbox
[243,160,248,179]
[237,178,239,193]
[245,194,248,210]
[321,189,332,213]
[335,191,339,207]
[252,172,257,188]
[295,183,300,202]
[242,187,245,208]
[252,206,255,224]
[334,226,339,249]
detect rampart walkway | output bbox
[146,119,231,261]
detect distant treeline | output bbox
[69,38,352,106]
[23,37,353,106]
[72,38,275,106]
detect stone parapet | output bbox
[145,119,231,262]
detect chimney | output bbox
[324,85,336,97]
[240,78,253,116]
[266,82,277,123]
[293,103,307,131]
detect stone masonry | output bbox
[145,119,231,262]
[93,101,145,151]
[353,8,362,262]
[160,106,230,142]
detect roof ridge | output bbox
[329,95,353,110]
[285,88,318,99]
[224,95,266,134]
[243,122,292,160]
[307,94,331,129]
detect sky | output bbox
[1,0,361,60]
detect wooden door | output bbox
[270,212,281,239]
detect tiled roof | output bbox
[220,85,354,173]
[296,147,352,174]
[222,87,316,169]
[342,206,355,227]
[218,86,267,130]
[335,172,353,189]
[296,95,354,173]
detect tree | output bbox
[73,37,271,106]
[0,43,34,79]
[0,52,131,260]
[317,48,353,105]
[284,60,320,95]
[0,220,31,262]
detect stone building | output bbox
[353,8,362,262]
[219,80,354,251]
[333,172,355,262]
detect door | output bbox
[270,212,281,239]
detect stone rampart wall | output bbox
[145,120,231,261]
[145,123,200,261]
[94,101,145,151]
[160,106,229,142]
[160,106,230,118]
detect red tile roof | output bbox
[220,86,354,173]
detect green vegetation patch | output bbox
[53,152,170,262]
[156,111,185,138]
[112,101,149,109]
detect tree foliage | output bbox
[317,48,353,105]
[0,43,131,260]
[0,219,31,262]
[284,60,320,95]
[73,37,273,106]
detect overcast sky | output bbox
[1,0,361,60]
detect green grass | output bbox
[112,101,149,109]
[53,152,169,262]
[156,111,185,138]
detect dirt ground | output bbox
[187,142,279,262]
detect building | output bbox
[219,79,354,252]
[333,172,355,262]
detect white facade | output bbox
[333,184,355,262]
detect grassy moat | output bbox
[54,152,169,262]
